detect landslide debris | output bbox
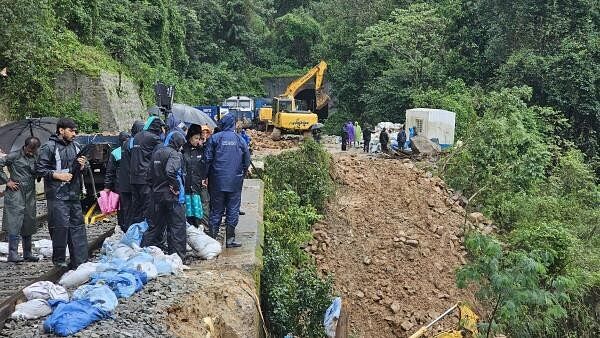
[247,130,299,151]
[309,154,479,337]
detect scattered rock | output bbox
[401,320,415,331]
[355,290,365,298]
[468,212,485,224]
[405,239,419,247]
[363,256,372,265]
[390,301,401,314]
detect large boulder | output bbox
[410,135,441,155]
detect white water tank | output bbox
[405,108,455,148]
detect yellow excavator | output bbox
[260,60,329,140]
[409,302,479,338]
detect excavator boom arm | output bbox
[283,60,327,98]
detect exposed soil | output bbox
[310,153,477,337]
[166,268,260,338]
[247,130,299,151]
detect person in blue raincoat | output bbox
[201,113,250,248]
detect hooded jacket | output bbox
[182,124,204,194]
[130,116,165,185]
[104,131,130,192]
[35,134,82,201]
[118,121,144,193]
[151,131,186,201]
[201,113,250,192]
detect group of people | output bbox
[341,121,410,153]
[2,113,251,268]
[340,121,363,151]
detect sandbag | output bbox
[134,261,158,280]
[126,252,154,267]
[72,284,118,312]
[121,221,148,247]
[144,246,165,258]
[100,226,125,255]
[186,224,221,259]
[34,239,69,258]
[11,299,52,320]
[111,243,137,260]
[89,271,138,298]
[44,299,108,336]
[153,257,173,276]
[0,242,8,255]
[165,253,185,275]
[23,281,69,302]
[58,262,100,288]
[120,268,148,290]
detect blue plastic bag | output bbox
[121,221,148,246]
[324,297,342,338]
[119,268,148,291]
[90,271,138,298]
[154,257,173,276]
[72,284,118,312]
[44,299,109,336]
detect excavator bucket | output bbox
[316,88,330,109]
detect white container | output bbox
[405,108,455,148]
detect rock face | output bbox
[55,70,145,132]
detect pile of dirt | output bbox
[166,269,260,338]
[309,154,477,337]
[247,129,299,150]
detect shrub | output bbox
[264,140,333,210]
[261,141,334,337]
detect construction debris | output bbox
[247,129,299,151]
[309,154,476,337]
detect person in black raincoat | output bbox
[362,124,373,153]
[201,114,250,247]
[103,131,130,232]
[35,118,88,268]
[0,136,41,262]
[341,123,349,151]
[141,131,187,260]
[397,127,407,151]
[115,121,144,231]
[379,128,389,153]
[181,124,204,228]
[129,116,165,225]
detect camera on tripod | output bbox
[154,82,175,118]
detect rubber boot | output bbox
[22,236,39,262]
[7,235,23,263]
[225,225,242,248]
[208,226,218,240]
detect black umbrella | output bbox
[0,117,58,154]
[148,103,217,129]
[311,123,325,130]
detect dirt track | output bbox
[310,152,476,337]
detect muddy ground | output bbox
[310,152,477,337]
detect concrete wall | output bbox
[55,71,146,132]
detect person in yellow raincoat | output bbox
[354,122,362,148]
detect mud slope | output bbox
[310,154,475,337]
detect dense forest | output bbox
[1,0,599,336]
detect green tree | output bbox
[273,9,322,67]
